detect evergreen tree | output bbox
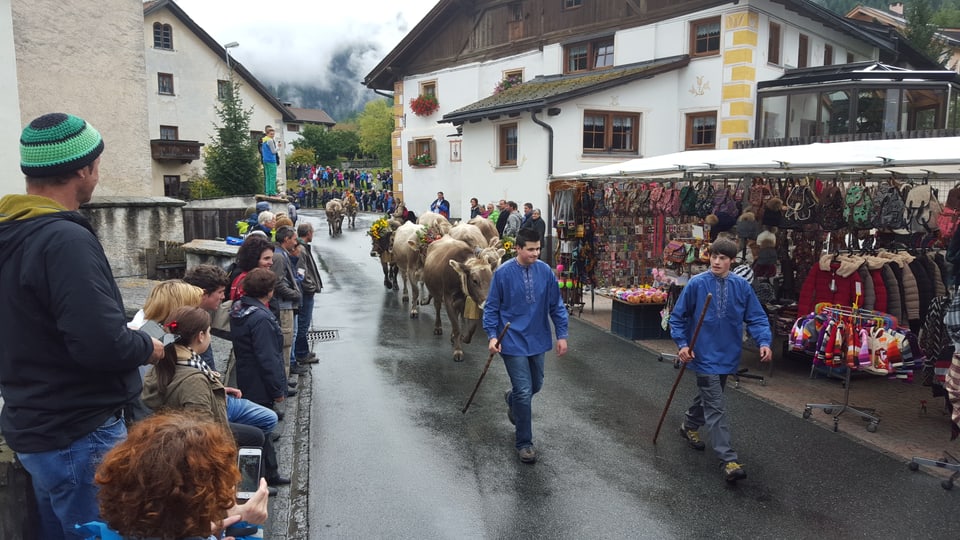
[205,79,262,195]
[905,0,951,66]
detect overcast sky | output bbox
[173,0,438,87]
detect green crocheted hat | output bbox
[20,113,104,177]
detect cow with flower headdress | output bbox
[343,191,359,229]
[368,216,400,290]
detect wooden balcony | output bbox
[150,139,204,163]
[734,128,960,149]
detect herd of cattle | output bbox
[323,196,359,236]
[350,206,506,361]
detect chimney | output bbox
[889,2,903,15]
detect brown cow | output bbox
[417,212,452,235]
[325,199,345,236]
[369,219,401,290]
[467,216,499,246]
[422,236,503,361]
[343,193,359,229]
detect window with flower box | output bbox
[582,111,640,155]
[407,138,436,167]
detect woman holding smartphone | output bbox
[142,306,284,485]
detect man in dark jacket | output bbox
[272,226,303,377]
[230,268,287,410]
[496,199,510,235]
[0,113,163,539]
[294,222,322,364]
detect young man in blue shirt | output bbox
[483,228,569,464]
[669,238,772,482]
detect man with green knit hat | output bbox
[0,113,163,539]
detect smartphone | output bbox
[237,447,262,500]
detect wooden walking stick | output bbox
[652,293,712,444]
[461,322,511,414]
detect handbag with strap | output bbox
[210,299,234,339]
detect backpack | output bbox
[937,183,960,241]
[819,180,845,231]
[748,178,773,220]
[871,182,907,230]
[904,183,942,234]
[711,185,739,231]
[695,181,716,218]
[781,178,819,229]
[843,183,873,229]
[679,182,699,216]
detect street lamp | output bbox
[223,41,239,68]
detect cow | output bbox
[467,216,499,246]
[417,212,452,235]
[447,222,487,250]
[391,221,431,318]
[344,192,359,229]
[422,236,503,361]
[369,219,401,290]
[325,198,345,237]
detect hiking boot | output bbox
[679,424,705,451]
[518,446,536,464]
[722,461,747,483]
[290,364,308,375]
[297,352,319,364]
[504,390,515,425]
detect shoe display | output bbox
[287,388,298,398]
[505,390,515,426]
[679,424,706,451]
[267,476,291,486]
[290,364,308,375]
[722,461,747,483]
[517,446,536,464]
[297,352,319,364]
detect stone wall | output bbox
[81,196,186,279]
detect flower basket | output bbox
[413,153,434,167]
[410,94,439,117]
[493,74,522,95]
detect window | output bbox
[159,125,178,141]
[407,138,437,167]
[768,22,781,65]
[158,73,174,95]
[798,34,809,68]
[163,175,180,197]
[287,123,300,132]
[824,44,833,66]
[420,80,437,98]
[217,80,230,100]
[564,0,583,8]
[153,22,173,50]
[499,123,518,166]
[504,69,523,83]
[691,17,721,57]
[582,111,640,154]
[685,112,717,150]
[564,38,614,73]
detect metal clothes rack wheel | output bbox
[802,365,880,433]
[908,450,959,490]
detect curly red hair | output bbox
[95,410,239,538]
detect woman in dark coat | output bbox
[521,208,547,245]
[230,268,286,410]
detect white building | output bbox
[365,0,935,221]
[282,106,336,148]
[143,0,294,196]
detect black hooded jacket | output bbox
[0,199,153,452]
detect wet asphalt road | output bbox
[298,210,959,539]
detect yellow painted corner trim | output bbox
[723,48,753,64]
[730,65,756,82]
[732,29,758,46]
[725,11,758,30]
[728,101,754,117]
[721,119,750,135]
[721,83,752,100]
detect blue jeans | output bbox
[17,413,126,540]
[291,312,299,366]
[294,293,315,359]
[227,395,278,434]
[502,353,545,450]
[684,373,737,462]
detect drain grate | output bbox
[306,329,340,343]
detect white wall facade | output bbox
[396,0,882,220]
[0,0,21,196]
[145,7,286,195]
[12,0,153,196]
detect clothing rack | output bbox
[908,451,960,490]
[800,304,899,433]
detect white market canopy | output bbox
[553,137,960,180]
